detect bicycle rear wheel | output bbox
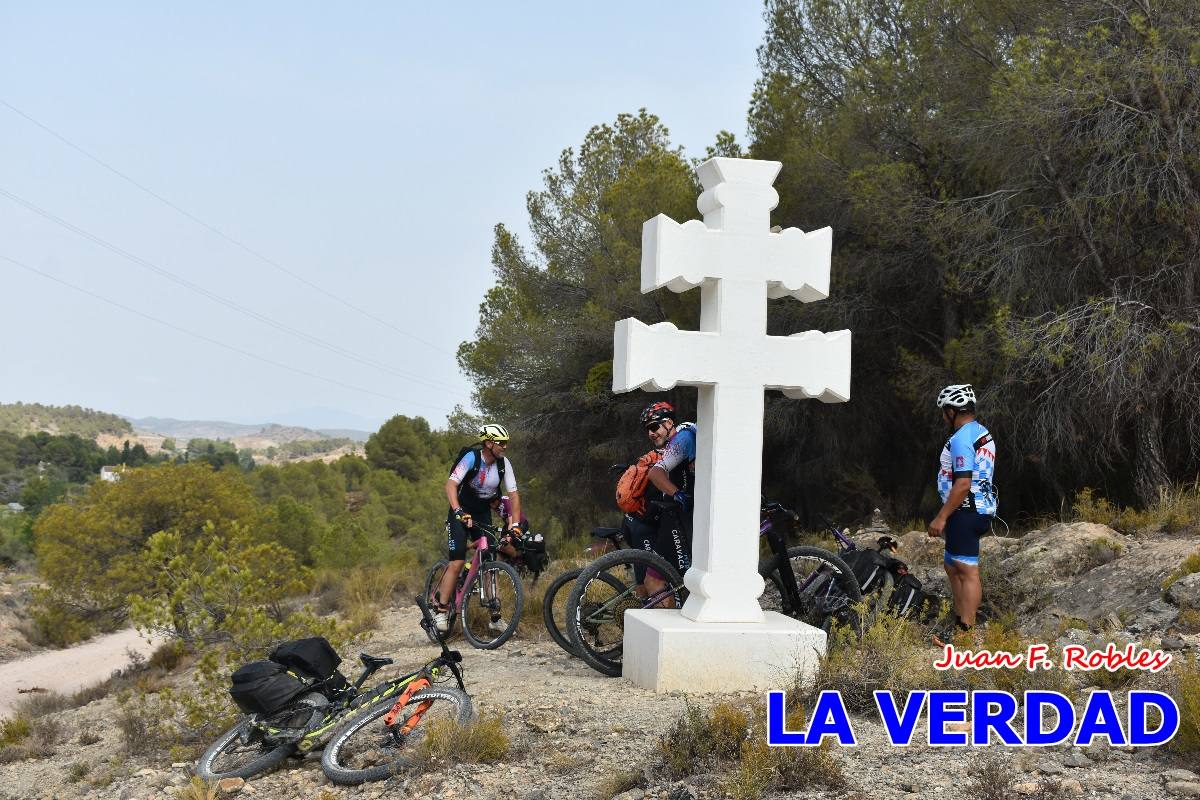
[758,545,862,630]
[461,560,524,649]
[320,686,474,785]
[542,567,627,657]
[565,549,683,677]
[195,718,294,781]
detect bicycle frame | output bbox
[273,597,465,753]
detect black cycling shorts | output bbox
[651,499,693,578]
[944,509,991,567]
[623,513,658,583]
[447,505,492,561]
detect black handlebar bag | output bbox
[269,636,342,681]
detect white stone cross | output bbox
[613,157,851,625]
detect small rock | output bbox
[1167,782,1200,798]
[1013,783,1040,796]
[137,769,158,778]
[170,762,188,769]
[1162,635,1187,650]
[1063,750,1090,768]
[1035,758,1064,775]
[217,777,245,795]
[524,791,549,800]
[1060,779,1084,795]
[1085,741,1110,761]
[1164,770,1200,784]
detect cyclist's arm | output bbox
[648,469,679,496]
[929,477,971,537]
[444,478,461,510]
[506,490,522,529]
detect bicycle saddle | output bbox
[358,653,393,669]
[591,526,623,539]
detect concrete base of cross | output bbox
[621,609,826,692]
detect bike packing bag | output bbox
[519,532,549,574]
[615,449,663,515]
[229,660,312,715]
[269,637,342,681]
[886,573,936,619]
[839,548,892,594]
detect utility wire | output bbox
[0,186,464,396]
[0,96,452,357]
[0,253,450,414]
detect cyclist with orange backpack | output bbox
[636,401,696,602]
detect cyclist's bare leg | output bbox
[642,573,676,609]
[436,557,468,610]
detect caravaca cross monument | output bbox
[613,157,851,692]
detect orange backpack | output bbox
[615,449,663,515]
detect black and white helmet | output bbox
[936,384,976,409]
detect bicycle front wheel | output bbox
[196,718,294,781]
[461,560,524,649]
[566,549,683,677]
[758,545,862,630]
[320,686,474,785]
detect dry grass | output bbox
[1167,653,1200,766]
[543,750,589,775]
[593,768,644,800]
[966,753,1019,800]
[65,760,91,783]
[176,777,219,800]
[1164,551,1200,591]
[814,608,941,713]
[0,715,62,762]
[652,697,844,800]
[411,713,509,770]
[1074,482,1200,534]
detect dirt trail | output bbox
[0,628,158,717]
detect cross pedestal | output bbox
[612,157,851,692]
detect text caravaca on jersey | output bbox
[765,642,1179,748]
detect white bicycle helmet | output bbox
[936,384,976,409]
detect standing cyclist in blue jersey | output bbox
[928,384,997,643]
[433,423,521,633]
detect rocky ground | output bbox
[1,521,1199,800]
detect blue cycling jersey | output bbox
[937,420,998,516]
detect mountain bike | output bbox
[541,525,629,657]
[197,599,472,783]
[564,501,861,677]
[423,522,525,649]
[319,596,474,785]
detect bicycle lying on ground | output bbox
[197,598,473,785]
[562,500,862,676]
[423,522,525,649]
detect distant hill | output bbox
[0,402,133,439]
[126,416,370,443]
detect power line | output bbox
[0,253,451,414]
[0,186,465,396]
[0,96,453,357]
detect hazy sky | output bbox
[0,3,766,432]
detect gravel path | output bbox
[0,628,158,717]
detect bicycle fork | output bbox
[381,676,434,742]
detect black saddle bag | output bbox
[229,660,312,715]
